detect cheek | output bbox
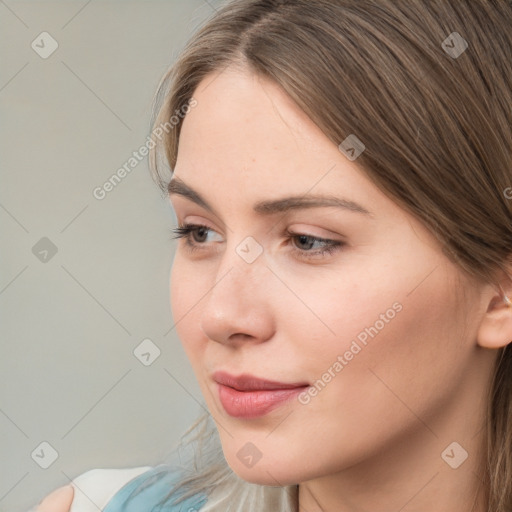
[301,264,467,436]
[279,270,397,369]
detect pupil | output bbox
[299,235,312,249]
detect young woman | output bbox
[31,1,512,511]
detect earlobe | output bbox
[477,286,512,350]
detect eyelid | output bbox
[171,201,228,231]
[285,223,347,241]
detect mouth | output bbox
[213,371,310,418]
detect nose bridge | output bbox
[199,234,272,343]
[211,233,267,301]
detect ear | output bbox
[477,272,512,350]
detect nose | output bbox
[199,242,276,348]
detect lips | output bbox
[213,371,310,418]
[212,371,309,391]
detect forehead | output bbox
[172,65,398,228]
[178,65,328,162]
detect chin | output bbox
[221,446,300,486]
[230,462,297,486]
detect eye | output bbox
[170,223,345,260]
[284,229,344,259]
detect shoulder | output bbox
[68,465,209,512]
[68,466,152,512]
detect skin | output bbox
[36,485,73,512]
[168,62,512,512]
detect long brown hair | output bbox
[148,1,512,510]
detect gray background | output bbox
[0,2,223,511]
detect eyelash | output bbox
[170,223,345,260]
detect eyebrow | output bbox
[168,176,373,217]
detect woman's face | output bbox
[168,64,488,485]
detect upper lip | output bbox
[213,371,309,391]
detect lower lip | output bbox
[217,383,308,418]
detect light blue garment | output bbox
[102,464,208,512]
